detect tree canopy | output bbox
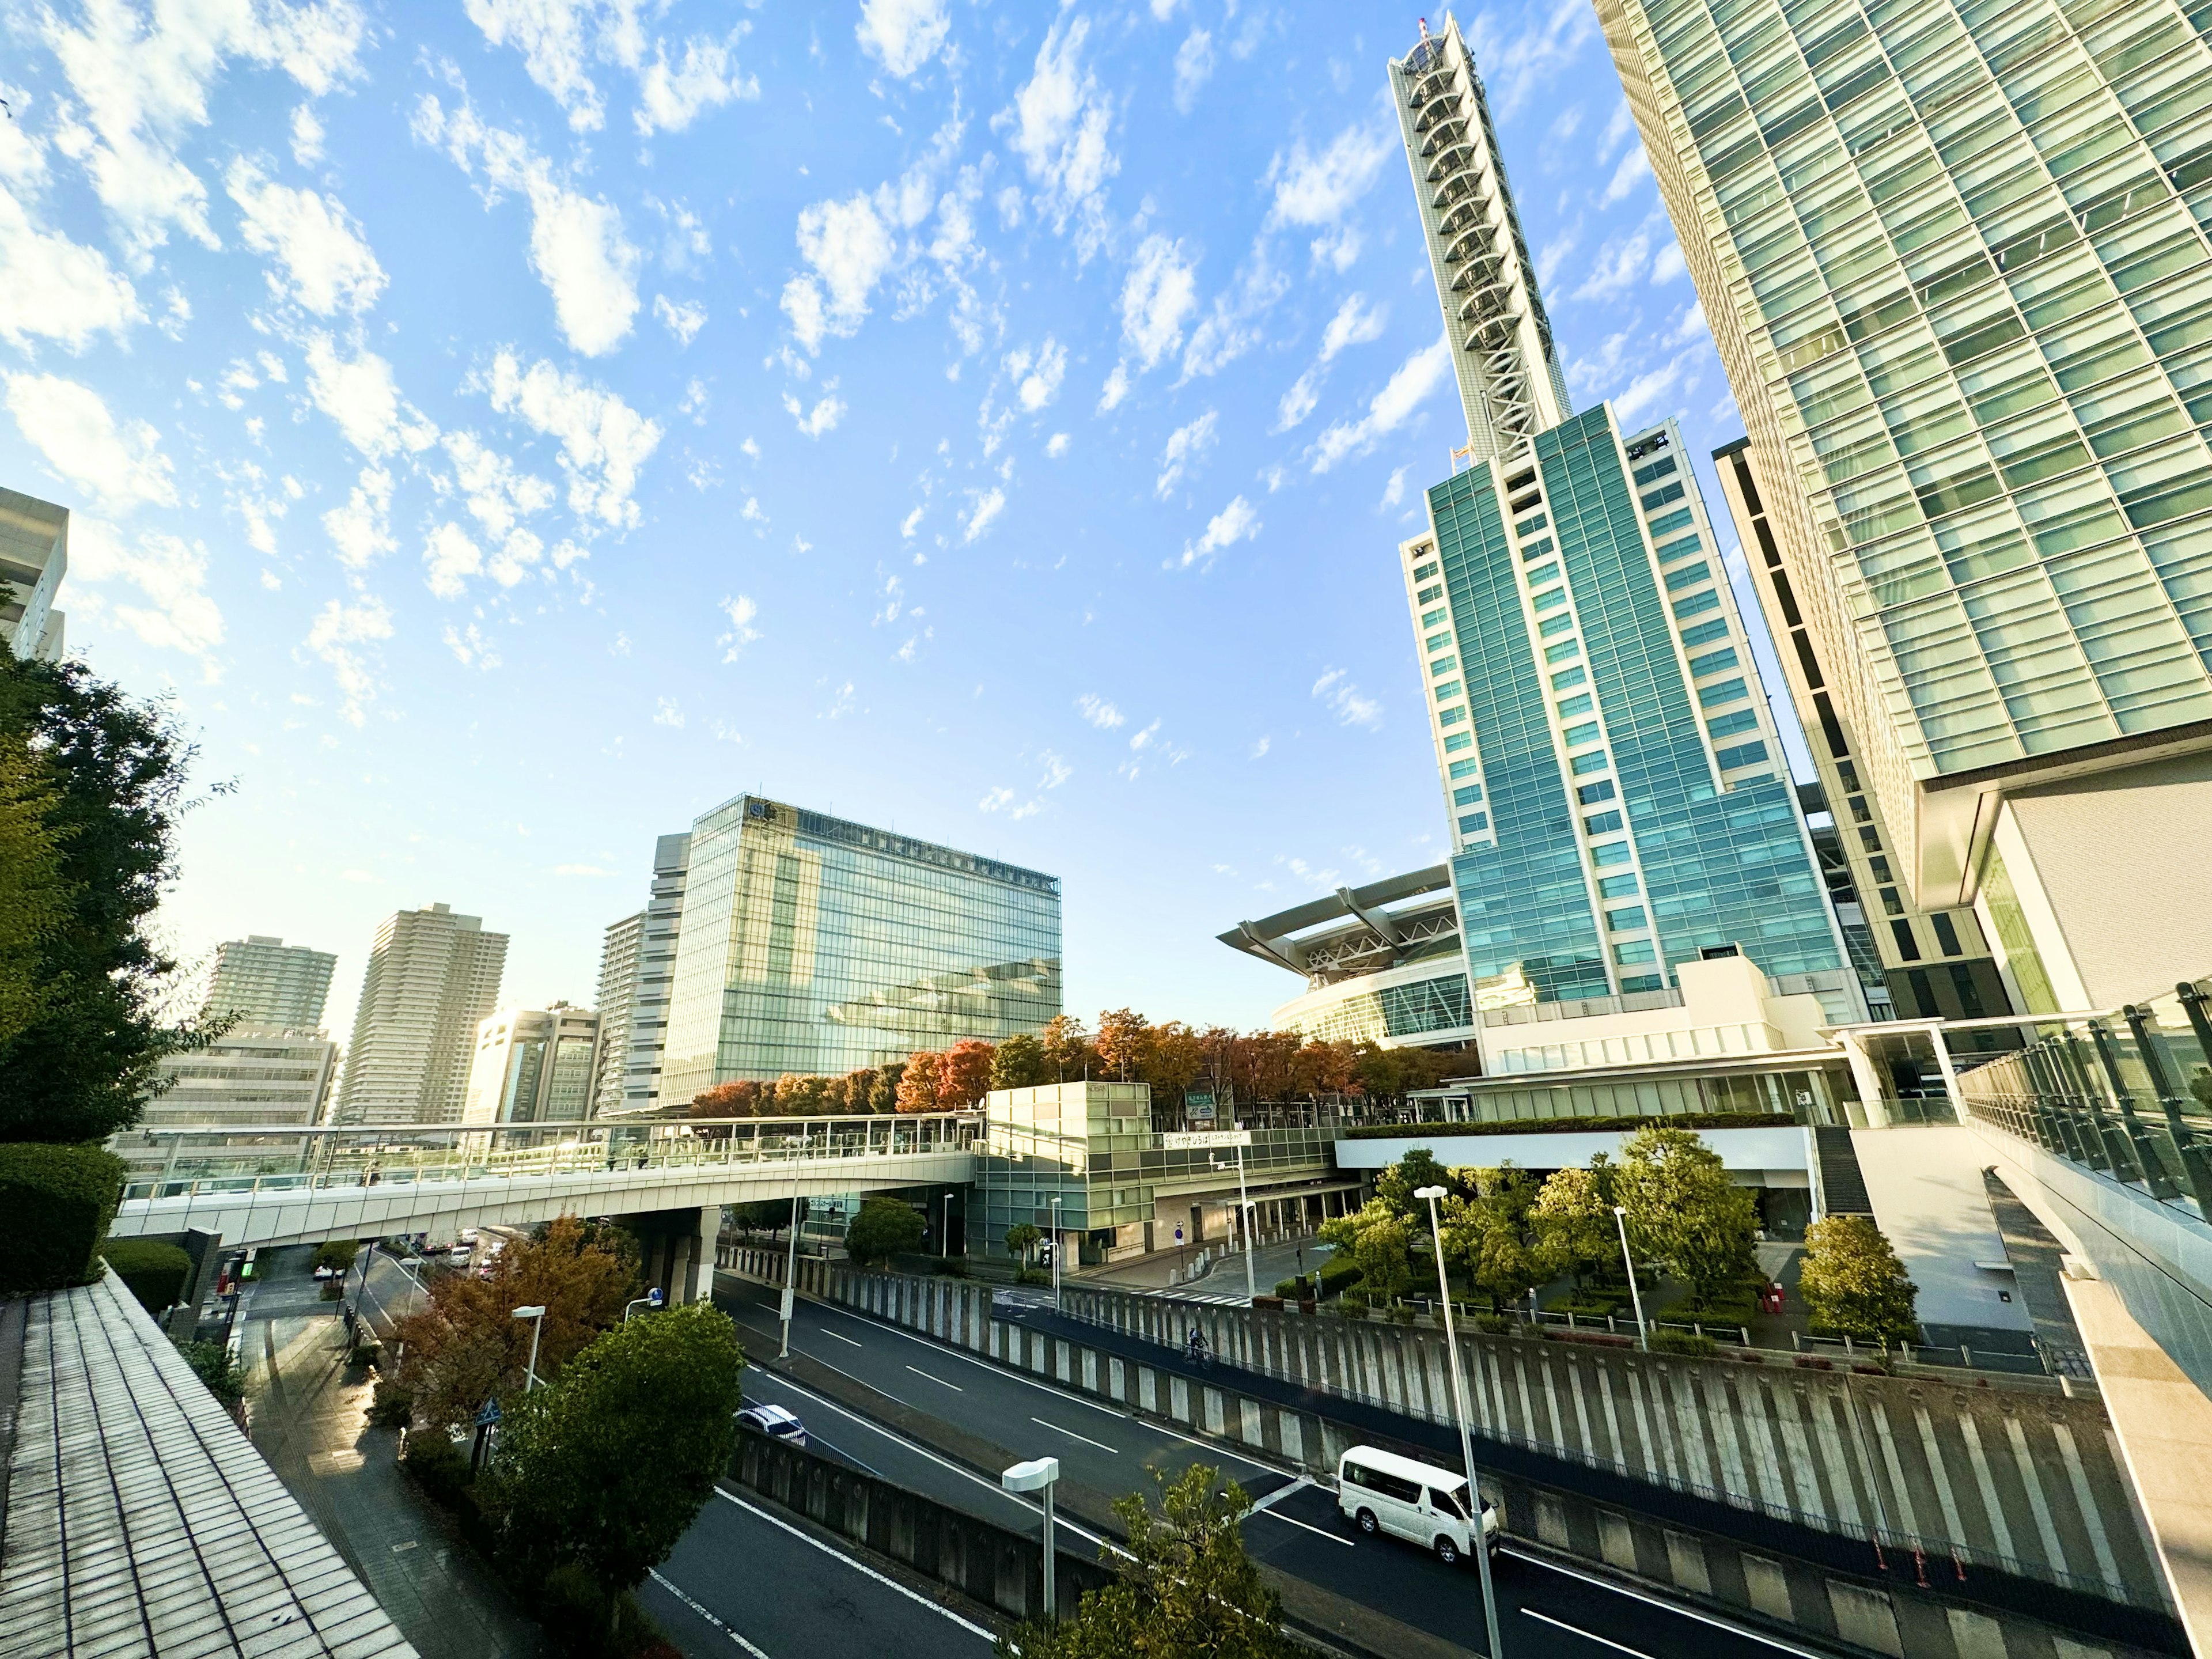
[0,653,211,1143]
[998,1463,1297,1659]
[1615,1126,1759,1306]
[1798,1215,1920,1345]
[844,1196,926,1267]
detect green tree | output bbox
[1529,1164,1618,1292]
[998,1463,1297,1659]
[0,654,213,1143]
[844,1197,926,1268]
[1374,1148,1464,1222]
[1614,1126,1759,1306]
[1318,1201,1412,1304]
[1041,1013,1093,1081]
[1437,1190,1536,1313]
[1096,1007,1153,1082]
[179,1338,247,1406]
[991,1032,1050,1089]
[490,1301,745,1601]
[1798,1215,1921,1345]
[1004,1221,1042,1267]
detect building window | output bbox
[1932,912,1963,956]
[1558,692,1594,718]
[1614,940,1657,965]
[1577,780,1617,806]
[1880,886,1904,915]
[1584,809,1623,834]
[1533,587,1570,612]
[1551,665,1588,691]
[1458,812,1489,834]
[1444,733,1473,753]
[1591,841,1633,868]
[1655,532,1701,562]
[1849,795,1872,823]
[1516,513,1549,536]
[1571,750,1611,775]
[1607,906,1649,933]
[1418,584,1444,604]
[1708,709,1759,738]
[1891,919,1922,961]
[1434,680,1464,701]
[1563,721,1603,748]
[1599,874,1641,899]
[1413,560,1439,581]
[1525,560,1560,586]
[1430,656,1457,676]
[1439,706,1467,726]
[1520,536,1555,560]
[1868,855,1892,883]
[1423,607,1448,627]
[1620,974,1667,993]
[1448,757,1480,779]
[1453,784,1484,806]
[1546,641,1582,664]
[1699,677,1748,708]
[1714,740,1769,769]
[1665,560,1711,592]
[1859,827,1882,853]
[1539,612,1577,638]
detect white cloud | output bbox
[1308,336,1452,474]
[858,0,950,77]
[1669,297,1709,347]
[462,0,753,135]
[306,593,393,726]
[654,293,706,344]
[464,0,607,128]
[1249,736,1270,759]
[413,94,641,355]
[1119,234,1198,376]
[226,159,385,315]
[441,429,554,551]
[4,373,175,511]
[963,486,1006,543]
[1612,351,1694,426]
[1097,363,1130,413]
[324,465,395,570]
[718,593,760,659]
[1010,337,1067,411]
[1381,465,1408,509]
[1154,410,1217,499]
[634,36,756,137]
[1536,230,1577,291]
[782,385,846,438]
[653,696,684,727]
[1651,240,1688,285]
[0,184,143,351]
[290,104,325,164]
[1046,431,1070,459]
[305,335,437,460]
[40,0,366,262]
[1180,245,1285,381]
[483,350,662,529]
[1312,665,1382,728]
[1039,750,1071,789]
[1309,226,1361,272]
[1267,121,1392,227]
[444,620,501,669]
[1574,226,1653,301]
[66,514,223,675]
[996,16,1116,254]
[1075,692,1124,730]
[1173,28,1215,112]
[781,191,897,350]
[423,521,483,599]
[1274,372,1319,433]
[1600,143,1652,207]
[900,505,925,538]
[1319,293,1386,362]
[1173,494,1258,570]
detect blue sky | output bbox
[0,0,1768,1046]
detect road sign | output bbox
[779,1287,795,1321]
[1173,1226,1184,1244]
[1162,1130,1252,1150]
[475,1400,503,1428]
[1185,1092,1215,1123]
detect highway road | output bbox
[703,1275,1840,1659]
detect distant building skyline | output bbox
[202,934,337,1031]
[334,902,509,1127]
[463,1002,600,1130]
[120,1024,338,1175]
[590,910,643,1117]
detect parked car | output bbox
[1337,1445,1497,1566]
[735,1403,808,1446]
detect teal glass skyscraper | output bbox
[1392,18,1859,1012]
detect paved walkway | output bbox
[1074,1232,1325,1297]
[244,1248,548,1659]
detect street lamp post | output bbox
[943,1192,954,1260]
[624,1287,665,1323]
[1416,1186,1505,1659]
[779,1132,807,1361]
[1049,1194,1063,1309]
[512,1304,547,1391]
[1613,1205,1648,1349]
[1002,1457,1062,1620]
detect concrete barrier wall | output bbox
[728,1429,1111,1623]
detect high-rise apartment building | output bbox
[334,902,509,1126]
[1389,19,1860,1020]
[121,1027,339,1176]
[590,910,643,1116]
[1600,0,2212,1011]
[463,1003,601,1128]
[1,487,67,662]
[202,935,338,1029]
[658,796,1060,1104]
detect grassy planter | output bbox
[0,1143,126,1295]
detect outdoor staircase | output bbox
[1813,1125,1874,1215]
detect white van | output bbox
[1337,1445,1498,1565]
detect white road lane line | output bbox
[1031,1415,1120,1454]
[1522,1607,1658,1658]
[1502,1549,1835,1658]
[646,1568,774,1658]
[905,1365,963,1391]
[1246,1478,1311,1513]
[818,1328,865,1348]
[713,1490,998,1644]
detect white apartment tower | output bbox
[590,910,644,1116]
[202,935,338,1029]
[335,902,508,1126]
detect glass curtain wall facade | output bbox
[658,796,1061,1103]
[1598,0,2212,895]
[1393,20,1854,1011]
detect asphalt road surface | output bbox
[706,1277,1838,1659]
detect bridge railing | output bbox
[117,1111,984,1203]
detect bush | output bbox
[0,1143,126,1294]
[1017,1267,1053,1286]
[1334,1293,1369,1319]
[843,1197,926,1268]
[104,1237,192,1313]
[937,1256,969,1278]
[1669,1292,1758,1326]
[1542,1327,1634,1349]
[369,1378,414,1427]
[539,1562,673,1659]
[315,1240,360,1274]
[403,1427,473,1510]
[1476,1313,1514,1335]
[178,1339,245,1405]
[1316,1256,1362,1298]
[1544,1294,1624,1319]
[1387,1305,1416,1325]
[1647,1330,1718,1358]
[1274,1279,1300,1298]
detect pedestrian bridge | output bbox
[107,1112,980,1257]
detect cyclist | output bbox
[1185,1325,1209,1368]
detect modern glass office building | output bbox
[1392,18,1857,1012]
[656,796,1061,1103]
[1599,0,2212,1012]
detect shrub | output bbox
[1541,1327,1634,1349]
[1316,1256,1362,1298]
[1334,1293,1369,1319]
[104,1237,192,1313]
[538,1562,672,1659]
[1669,1294,1758,1326]
[843,1197,926,1268]
[937,1256,970,1278]
[1476,1313,1514,1335]
[1017,1267,1053,1287]
[1544,1294,1624,1319]
[1387,1304,1416,1325]
[403,1428,472,1510]
[315,1240,360,1274]
[369,1379,414,1427]
[178,1339,246,1405]
[1253,1295,1285,1312]
[0,1143,127,1294]
[1793,1355,1834,1371]
[1274,1279,1300,1298]
[1647,1330,1718,1358]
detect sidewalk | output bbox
[244,1249,548,1659]
[1074,1231,1324,1293]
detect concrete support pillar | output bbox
[1838,1030,1889,1128]
[692,1205,721,1304]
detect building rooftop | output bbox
[0,1272,418,1659]
[1218,865,1461,985]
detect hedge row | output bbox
[1339,1111,1798,1142]
[104,1238,193,1313]
[0,1143,127,1296]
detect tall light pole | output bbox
[779,1131,807,1361]
[1416,1186,1504,1659]
[1049,1194,1063,1309]
[1613,1205,1648,1349]
[624,1288,664,1322]
[512,1304,547,1391]
[1003,1457,1062,1620]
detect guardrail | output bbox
[119,1111,984,1203]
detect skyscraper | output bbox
[335,902,509,1126]
[1599,0,2212,1010]
[658,796,1059,1104]
[463,1003,601,1128]
[590,910,644,1117]
[202,935,338,1029]
[1390,18,1859,1017]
